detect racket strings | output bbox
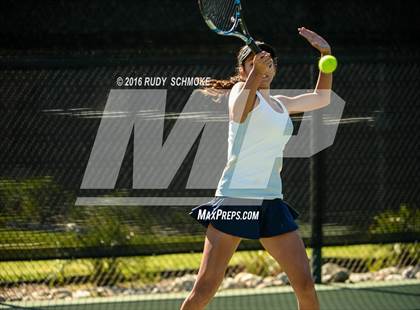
[200,0,238,32]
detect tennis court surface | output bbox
[2,280,419,310]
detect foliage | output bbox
[369,203,419,234]
[367,203,419,271]
[237,250,282,277]
[0,177,75,228]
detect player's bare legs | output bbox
[260,230,320,310]
[180,224,242,310]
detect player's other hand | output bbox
[252,51,273,75]
[298,27,331,54]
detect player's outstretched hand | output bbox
[298,27,331,54]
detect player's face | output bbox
[241,54,276,88]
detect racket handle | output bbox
[248,40,262,54]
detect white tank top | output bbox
[215,90,293,199]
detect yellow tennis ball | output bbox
[318,55,337,74]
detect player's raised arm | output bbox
[274,27,334,115]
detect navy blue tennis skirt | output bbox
[189,196,300,239]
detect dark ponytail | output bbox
[205,73,244,90]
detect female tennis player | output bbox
[181,27,332,310]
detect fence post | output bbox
[375,58,386,217]
[310,144,324,284]
[309,63,325,284]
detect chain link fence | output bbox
[0,54,419,304]
[0,0,419,306]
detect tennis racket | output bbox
[198,0,262,54]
